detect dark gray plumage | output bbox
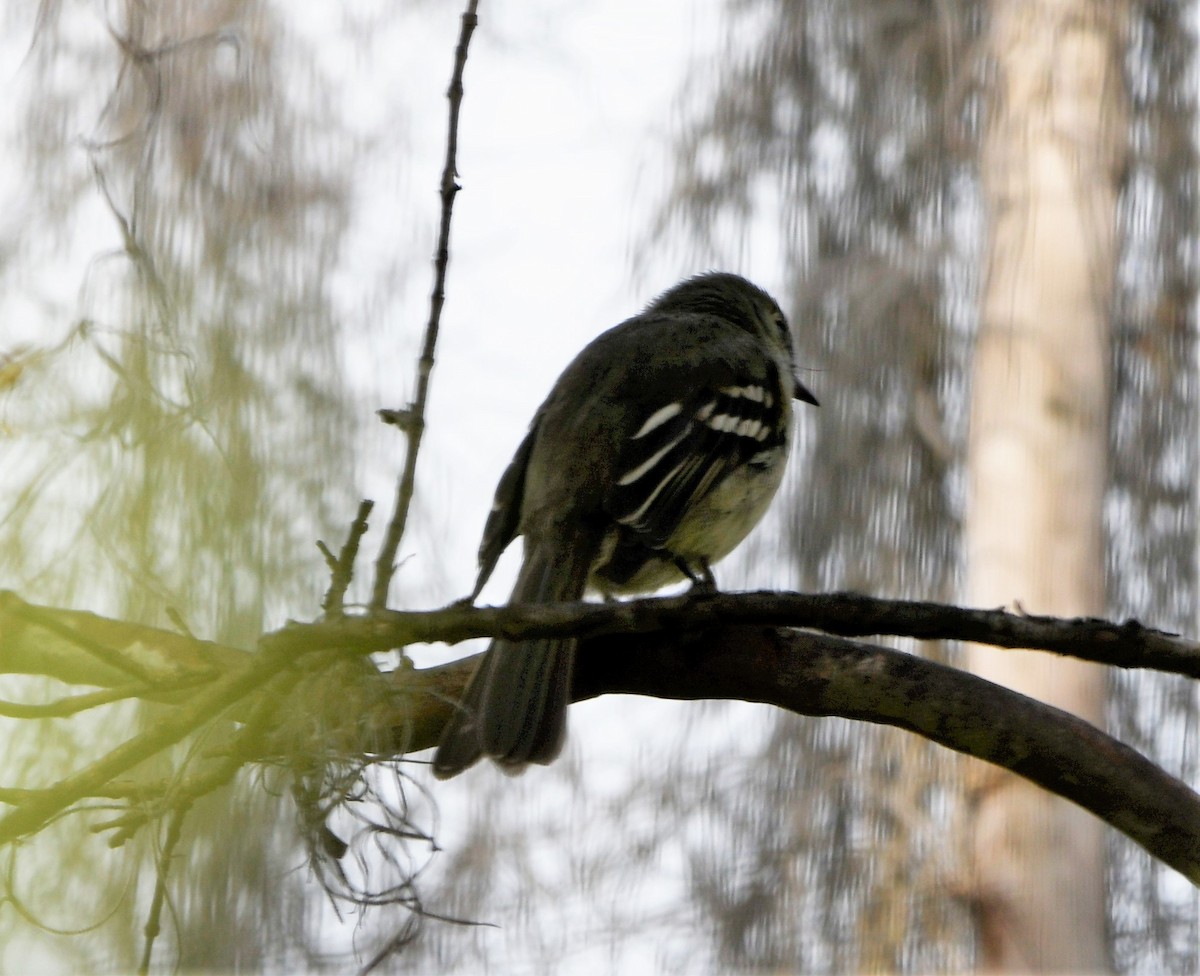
[433,273,817,778]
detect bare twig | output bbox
[139,800,190,976]
[266,590,1200,679]
[0,672,210,719]
[0,647,294,846]
[320,499,375,616]
[94,667,308,849]
[6,587,1200,882]
[7,587,1200,687]
[163,606,195,639]
[371,0,481,610]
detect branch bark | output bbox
[2,588,1199,883]
[573,626,1200,886]
[270,590,1200,678]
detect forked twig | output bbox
[320,499,375,615]
[371,0,481,610]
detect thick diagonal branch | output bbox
[570,626,1200,886]
[3,588,1199,882]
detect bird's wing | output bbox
[605,359,787,548]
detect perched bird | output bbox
[433,272,818,778]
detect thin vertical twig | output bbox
[138,800,192,976]
[371,0,481,610]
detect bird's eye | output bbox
[771,309,790,338]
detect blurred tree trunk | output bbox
[964,2,1127,971]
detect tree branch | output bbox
[319,498,375,616]
[3,587,1200,883]
[266,589,1200,679]
[572,626,1200,886]
[0,641,292,845]
[371,0,481,609]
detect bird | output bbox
[432,272,818,779]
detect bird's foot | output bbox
[675,556,718,593]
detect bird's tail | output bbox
[433,530,595,779]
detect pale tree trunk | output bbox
[964,2,1128,972]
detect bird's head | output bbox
[648,271,818,406]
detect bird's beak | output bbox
[793,376,819,406]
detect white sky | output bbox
[0,2,823,970]
[308,4,796,970]
[5,3,1200,971]
[349,5,741,969]
[337,1,728,612]
[0,1,771,970]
